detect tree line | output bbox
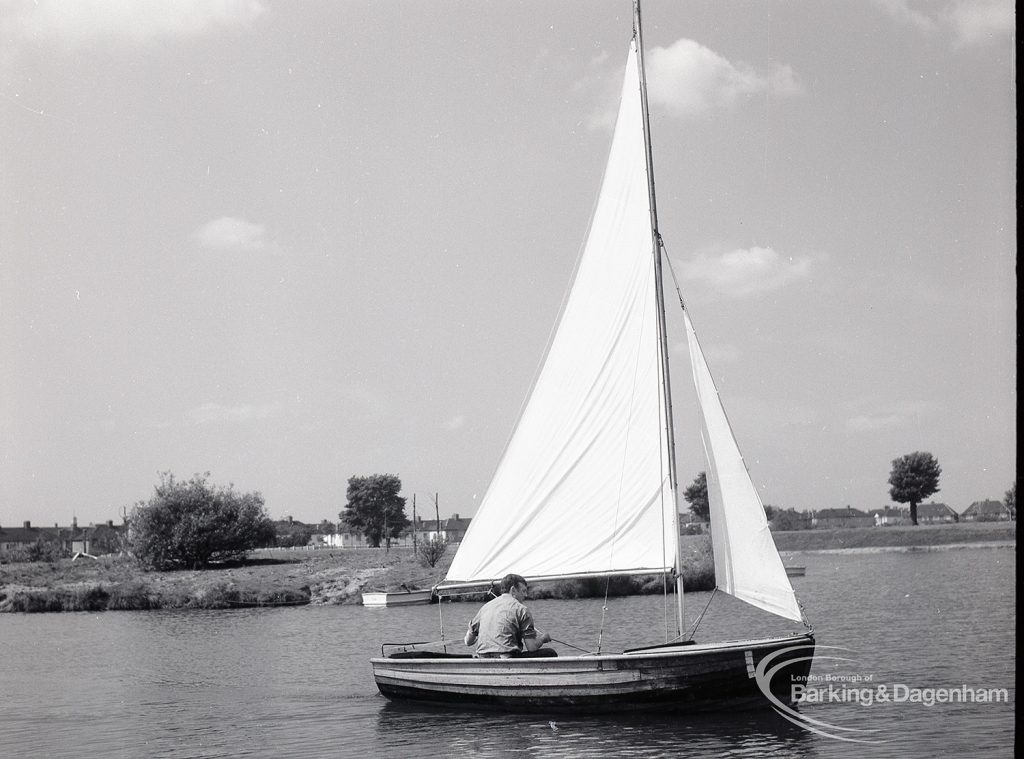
[682,450,1004,527]
[121,472,448,571]
[8,450,1011,567]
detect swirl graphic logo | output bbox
[753,644,887,744]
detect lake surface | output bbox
[0,546,1015,758]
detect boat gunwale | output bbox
[372,632,814,666]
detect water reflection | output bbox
[374,700,817,759]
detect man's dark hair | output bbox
[500,573,527,594]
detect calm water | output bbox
[0,547,1015,758]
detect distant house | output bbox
[74,520,127,555]
[915,502,959,524]
[1,518,127,557]
[0,520,62,552]
[873,506,909,527]
[811,507,873,529]
[767,508,813,531]
[314,529,369,548]
[961,499,1013,522]
[1,521,40,552]
[316,514,474,549]
[407,515,472,545]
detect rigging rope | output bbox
[550,637,597,655]
[660,236,687,312]
[685,587,718,641]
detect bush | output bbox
[417,535,449,568]
[0,538,67,564]
[128,472,276,570]
[7,584,110,613]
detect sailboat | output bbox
[372,1,814,712]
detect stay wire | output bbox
[685,587,718,642]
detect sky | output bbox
[0,0,1016,528]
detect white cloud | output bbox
[2,0,266,47]
[193,217,267,251]
[189,402,281,424]
[870,0,940,35]
[943,0,1015,47]
[871,0,1014,47]
[646,39,803,118]
[678,246,811,297]
[442,415,466,431]
[583,38,801,130]
[844,400,935,433]
[769,64,804,98]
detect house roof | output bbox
[0,527,39,543]
[0,526,62,544]
[963,500,1010,516]
[406,517,473,534]
[873,506,907,517]
[916,502,957,517]
[815,507,871,518]
[1,521,126,546]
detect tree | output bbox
[274,520,316,548]
[888,452,942,526]
[684,472,709,522]
[340,474,409,549]
[769,507,812,531]
[128,472,275,570]
[1005,483,1017,519]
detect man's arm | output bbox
[464,619,479,646]
[518,607,551,651]
[522,629,552,652]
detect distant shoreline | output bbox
[785,541,1015,555]
[769,522,1015,553]
[1,522,1014,613]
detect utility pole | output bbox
[412,494,418,552]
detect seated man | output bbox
[464,573,556,658]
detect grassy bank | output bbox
[1,522,1013,613]
[772,521,1015,552]
[0,537,716,613]
[0,548,423,613]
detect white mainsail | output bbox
[684,311,803,622]
[443,35,804,628]
[444,42,677,586]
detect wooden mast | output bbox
[633,0,685,638]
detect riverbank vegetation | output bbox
[772,521,1015,552]
[129,472,275,570]
[1,522,1012,613]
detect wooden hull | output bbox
[372,633,814,712]
[361,589,433,607]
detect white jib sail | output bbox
[444,42,677,586]
[684,311,803,622]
